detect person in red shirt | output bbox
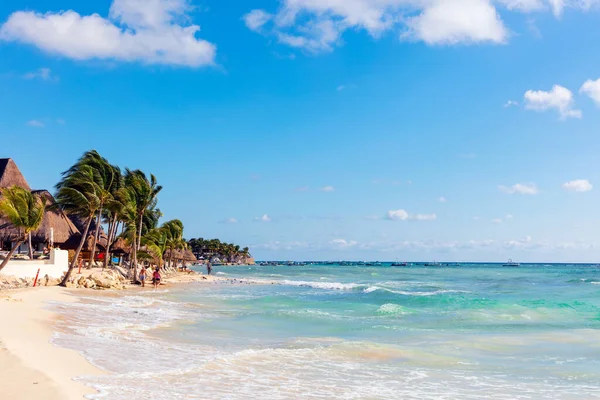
[152,268,161,289]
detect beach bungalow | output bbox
[0,159,81,254]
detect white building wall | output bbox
[0,249,69,279]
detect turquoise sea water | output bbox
[52,264,600,399]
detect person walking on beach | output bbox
[139,266,147,287]
[152,268,161,289]
[207,262,212,276]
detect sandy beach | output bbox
[0,287,104,399]
[0,270,242,400]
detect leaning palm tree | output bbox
[124,169,162,282]
[162,219,184,268]
[55,165,102,286]
[65,151,118,266]
[0,186,46,272]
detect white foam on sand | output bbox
[49,290,600,400]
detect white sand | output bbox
[0,287,104,400]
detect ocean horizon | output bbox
[50,263,600,399]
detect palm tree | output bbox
[68,151,119,266]
[162,219,184,268]
[55,165,102,286]
[124,169,162,282]
[0,186,46,272]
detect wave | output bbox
[276,279,470,297]
[377,303,410,316]
[364,286,470,297]
[280,280,365,291]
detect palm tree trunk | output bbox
[103,214,118,269]
[60,218,93,286]
[28,232,33,259]
[132,213,144,282]
[0,238,26,272]
[89,206,103,267]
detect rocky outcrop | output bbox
[0,274,61,290]
[63,270,128,290]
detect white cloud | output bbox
[503,235,533,249]
[26,120,44,128]
[439,196,447,203]
[498,0,545,13]
[0,0,216,67]
[221,217,239,224]
[254,214,272,222]
[386,209,437,221]
[387,209,409,221]
[413,213,438,221]
[329,238,358,249]
[244,9,272,32]
[580,78,600,107]
[504,100,519,107]
[245,0,511,52]
[562,179,593,192]
[492,214,513,224]
[244,1,600,54]
[524,85,581,119]
[321,186,335,192]
[498,183,539,195]
[23,67,57,81]
[405,0,508,45]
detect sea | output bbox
[50,263,600,399]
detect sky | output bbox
[2,0,600,262]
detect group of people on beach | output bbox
[139,267,161,289]
[137,262,213,289]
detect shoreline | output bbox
[0,270,262,400]
[0,287,105,400]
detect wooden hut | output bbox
[0,159,81,252]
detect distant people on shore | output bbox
[139,267,147,287]
[152,268,161,289]
[207,262,213,276]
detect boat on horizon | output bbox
[391,261,408,266]
[503,259,520,267]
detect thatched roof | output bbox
[111,238,131,255]
[164,248,197,262]
[183,249,197,262]
[0,189,80,244]
[0,158,31,190]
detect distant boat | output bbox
[503,259,520,267]
[391,262,408,267]
[423,261,440,267]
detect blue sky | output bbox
[2,0,600,261]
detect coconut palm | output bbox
[68,151,119,266]
[102,178,131,269]
[55,165,102,286]
[124,169,162,282]
[0,186,46,272]
[162,219,185,268]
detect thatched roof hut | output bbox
[0,189,81,244]
[111,238,131,255]
[0,158,31,190]
[183,249,198,262]
[0,160,81,246]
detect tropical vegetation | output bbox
[187,238,251,264]
[0,149,252,282]
[0,186,46,271]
